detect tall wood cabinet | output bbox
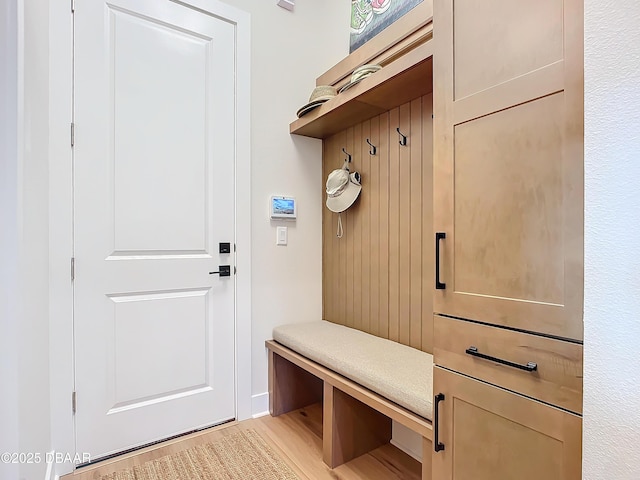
[433,0,584,341]
[432,0,584,478]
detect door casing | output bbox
[47,0,251,476]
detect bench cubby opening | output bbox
[269,348,324,417]
[267,338,433,479]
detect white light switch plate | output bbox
[276,226,288,246]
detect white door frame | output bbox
[48,1,251,476]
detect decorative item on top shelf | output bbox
[350,0,424,53]
[296,85,337,118]
[338,64,382,93]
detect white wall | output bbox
[583,1,640,478]
[0,0,52,478]
[18,0,52,478]
[218,0,351,406]
[0,0,21,479]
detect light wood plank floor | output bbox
[64,403,421,480]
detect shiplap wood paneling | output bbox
[322,95,433,352]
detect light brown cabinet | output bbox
[433,0,584,341]
[432,367,582,480]
[431,0,584,477]
[433,315,583,414]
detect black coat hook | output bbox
[342,148,352,163]
[396,127,407,146]
[366,138,377,155]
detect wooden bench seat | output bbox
[266,320,433,479]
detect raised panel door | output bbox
[432,367,582,480]
[433,0,584,340]
[74,0,236,459]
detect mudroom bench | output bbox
[266,320,433,479]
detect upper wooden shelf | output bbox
[290,41,433,139]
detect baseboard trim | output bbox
[251,392,269,418]
[391,421,423,462]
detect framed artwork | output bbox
[350,0,424,53]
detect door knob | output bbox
[209,265,231,277]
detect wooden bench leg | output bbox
[323,382,392,468]
[422,436,432,480]
[268,350,323,416]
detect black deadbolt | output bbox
[219,242,231,254]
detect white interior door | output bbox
[73,0,236,460]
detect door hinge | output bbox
[71,123,75,147]
[71,257,75,281]
[71,0,75,13]
[234,243,236,252]
[72,391,77,414]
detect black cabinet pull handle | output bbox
[434,393,445,452]
[465,346,538,372]
[435,232,446,289]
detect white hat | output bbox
[325,167,362,213]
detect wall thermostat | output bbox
[270,196,297,220]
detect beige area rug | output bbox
[100,429,300,480]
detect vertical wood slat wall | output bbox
[322,94,434,353]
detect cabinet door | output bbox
[432,367,582,480]
[432,0,584,340]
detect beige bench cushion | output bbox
[273,320,433,420]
